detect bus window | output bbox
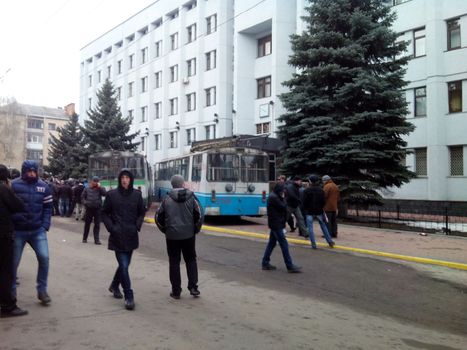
[207,153,238,182]
[180,157,189,180]
[191,154,202,181]
[241,155,268,182]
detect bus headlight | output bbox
[225,184,233,192]
[247,184,255,192]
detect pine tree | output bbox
[279,0,415,205]
[46,113,87,179]
[82,79,139,154]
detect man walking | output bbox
[156,175,204,299]
[81,176,106,244]
[0,164,28,318]
[323,175,340,238]
[72,180,85,221]
[285,176,309,237]
[58,180,72,217]
[11,160,53,305]
[262,183,301,273]
[102,169,145,310]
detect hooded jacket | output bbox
[102,169,146,251]
[303,184,326,216]
[11,160,53,232]
[155,188,203,240]
[267,183,287,230]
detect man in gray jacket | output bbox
[81,176,106,244]
[155,174,203,299]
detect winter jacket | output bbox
[303,185,326,216]
[323,180,340,212]
[0,182,24,237]
[82,185,106,209]
[156,188,203,240]
[267,183,287,231]
[285,181,301,208]
[58,183,72,200]
[11,160,53,232]
[72,184,85,204]
[102,170,145,251]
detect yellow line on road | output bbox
[144,218,467,271]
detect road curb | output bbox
[144,217,467,271]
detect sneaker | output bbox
[328,242,335,248]
[170,292,181,300]
[108,285,123,299]
[95,241,102,245]
[311,244,317,250]
[0,307,28,318]
[82,239,87,243]
[124,299,135,310]
[287,265,302,273]
[38,291,51,305]
[188,287,200,297]
[262,264,277,271]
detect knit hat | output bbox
[92,176,100,182]
[0,164,10,181]
[308,175,319,183]
[171,174,185,189]
[322,175,331,182]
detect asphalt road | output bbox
[2,217,466,350]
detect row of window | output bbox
[27,119,56,130]
[404,18,461,58]
[412,146,464,177]
[411,80,464,117]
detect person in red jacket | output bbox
[323,175,340,238]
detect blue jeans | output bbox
[13,228,49,296]
[112,251,134,300]
[59,198,70,217]
[262,228,294,269]
[306,214,334,246]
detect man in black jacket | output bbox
[285,176,309,238]
[156,174,203,299]
[0,164,27,318]
[102,169,145,310]
[81,176,106,244]
[262,183,301,273]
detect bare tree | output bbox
[0,98,26,169]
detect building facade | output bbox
[80,0,467,202]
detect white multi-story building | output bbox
[80,0,467,202]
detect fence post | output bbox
[444,207,450,235]
[396,204,400,220]
[378,210,382,228]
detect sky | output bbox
[0,0,156,110]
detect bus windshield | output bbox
[241,155,268,182]
[89,155,145,180]
[207,153,239,182]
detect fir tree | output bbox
[82,79,139,154]
[279,0,415,205]
[46,113,87,179]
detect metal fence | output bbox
[344,204,467,237]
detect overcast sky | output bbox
[0,0,156,110]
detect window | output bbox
[154,134,161,150]
[448,81,462,113]
[414,87,426,117]
[256,122,271,134]
[154,71,162,88]
[141,76,148,92]
[394,0,410,4]
[205,87,216,106]
[186,128,196,145]
[206,14,217,34]
[187,93,196,111]
[169,98,178,115]
[97,70,102,83]
[187,24,197,43]
[450,146,463,176]
[187,58,196,76]
[128,81,134,97]
[140,137,146,152]
[107,65,111,78]
[117,60,123,74]
[141,106,148,122]
[27,133,43,143]
[206,50,216,70]
[141,47,148,64]
[258,35,272,57]
[170,33,178,50]
[192,154,202,181]
[205,124,216,140]
[154,102,162,119]
[168,9,179,20]
[48,123,56,131]
[129,54,135,69]
[207,153,238,182]
[28,119,43,129]
[117,86,122,100]
[128,109,134,119]
[155,40,162,58]
[414,148,427,176]
[447,19,461,51]
[186,1,197,10]
[88,74,92,87]
[241,155,268,182]
[257,76,271,98]
[27,149,43,161]
[170,65,178,82]
[413,28,426,57]
[169,131,178,148]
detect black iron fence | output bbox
[344,203,467,237]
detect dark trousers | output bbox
[0,235,16,312]
[53,200,59,216]
[325,211,338,238]
[83,207,101,242]
[166,236,198,293]
[111,251,134,300]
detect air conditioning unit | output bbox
[182,77,190,85]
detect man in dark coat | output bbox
[102,169,145,310]
[303,175,335,249]
[0,164,28,318]
[285,176,309,238]
[156,174,204,299]
[261,183,301,273]
[81,176,106,244]
[72,180,85,221]
[58,180,72,217]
